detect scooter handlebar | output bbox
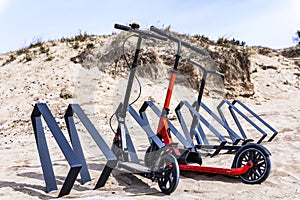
[189,59,224,77]
[114,24,131,31]
[150,26,169,37]
[114,23,167,41]
[181,40,208,56]
[150,26,208,56]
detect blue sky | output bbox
[0,0,299,53]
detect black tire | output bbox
[157,153,180,195]
[232,143,271,184]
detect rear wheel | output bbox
[232,143,271,184]
[157,153,180,195]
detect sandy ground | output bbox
[0,41,299,200]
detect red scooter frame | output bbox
[156,61,178,145]
[179,162,253,176]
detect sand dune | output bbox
[0,33,299,199]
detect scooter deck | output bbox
[118,161,152,174]
[179,161,253,176]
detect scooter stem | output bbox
[120,36,142,119]
[157,53,181,145]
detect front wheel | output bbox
[232,143,271,184]
[157,153,180,195]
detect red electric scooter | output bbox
[144,26,275,184]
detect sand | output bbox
[0,37,299,200]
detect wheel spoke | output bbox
[249,150,255,161]
[253,169,261,179]
[254,151,264,163]
[162,176,169,186]
[257,164,266,174]
[256,158,265,164]
[243,168,251,178]
[242,157,248,163]
[251,170,255,180]
[168,173,174,184]
[257,152,263,160]
[244,152,249,160]
[256,161,266,168]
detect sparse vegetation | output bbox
[25,53,32,62]
[1,37,54,65]
[86,43,94,49]
[28,36,44,49]
[1,54,17,66]
[72,42,80,49]
[193,34,210,42]
[39,45,49,54]
[16,48,29,56]
[60,30,92,43]
[9,55,16,62]
[217,37,246,47]
[281,46,300,58]
[257,47,273,56]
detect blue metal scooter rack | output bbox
[31,103,117,197]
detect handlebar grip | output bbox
[114,24,131,31]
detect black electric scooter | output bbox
[110,23,180,194]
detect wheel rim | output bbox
[157,154,179,194]
[236,147,268,183]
